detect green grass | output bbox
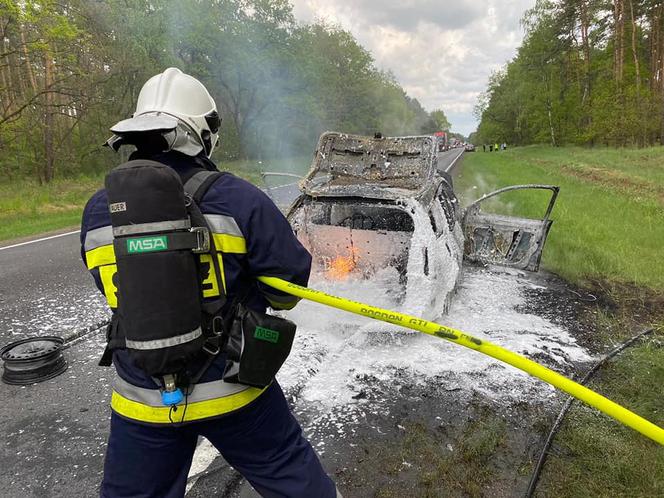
[535,336,664,498]
[458,146,664,497]
[370,409,508,498]
[0,156,312,243]
[457,146,664,290]
[516,145,664,187]
[0,174,105,241]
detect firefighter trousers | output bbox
[100,381,336,498]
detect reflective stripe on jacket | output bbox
[80,151,311,424]
[111,376,267,424]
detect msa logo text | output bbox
[254,327,280,344]
[126,236,168,254]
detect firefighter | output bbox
[81,68,339,498]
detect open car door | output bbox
[462,185,559,271]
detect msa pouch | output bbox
[223,304,296,388]
[105,160,209,376]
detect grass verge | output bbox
[0,156,311,243]
[0,174,105,242]
[458,146,664,497]
[354,405,512,498]
[535,334,664,498]
[456,145,664,290]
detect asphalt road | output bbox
[437,146,465,174]
[0,232,109,346]
[0,149,464,497]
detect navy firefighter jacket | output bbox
[80,151,311,423]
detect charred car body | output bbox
[282,132,559,317]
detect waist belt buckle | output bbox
[191,227,210,253]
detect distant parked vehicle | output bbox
[433,131,448,151]
[465,143,475,152]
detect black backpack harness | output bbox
[100,162,227,390]
[99,159,297,408]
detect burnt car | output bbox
[279,132,559,316]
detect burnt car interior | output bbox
[462,185,559,272]
[305,199,415,232]
[293,198,413,279]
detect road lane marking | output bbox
[0,230,81,251]
[444,149,465,173]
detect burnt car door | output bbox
[462,185,559,271]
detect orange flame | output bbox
[326,247,360,280]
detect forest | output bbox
[0,0,451,183]
[474,0,664,147]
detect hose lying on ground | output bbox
[61,319,110,349]
[524,327,657,497]
[258,276,664,446]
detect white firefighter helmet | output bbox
[109,68,220,157]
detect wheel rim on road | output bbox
[1,336,68,385]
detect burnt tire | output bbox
[1,336,67,385]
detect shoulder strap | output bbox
[183,170,227,310]
[182,170,228,385]
[184,170,223,204]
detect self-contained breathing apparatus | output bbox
[100,159,297,409]
[99,67,296,412]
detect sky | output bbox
[290,0,536,137]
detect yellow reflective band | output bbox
[258,276,664,446]
[99,264,118,308]
[110,386,266,424]
[213,233,246,254]
[199,253,227,297]
[86,244,116,269]
[200,254,219,297]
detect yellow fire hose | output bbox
[258,276,664,445]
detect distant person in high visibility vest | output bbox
[494,143,499,151]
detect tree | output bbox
[475,0,662,147]
[0,0,457,181]
[430,109,451,131]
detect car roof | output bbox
[299,132,439,201]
